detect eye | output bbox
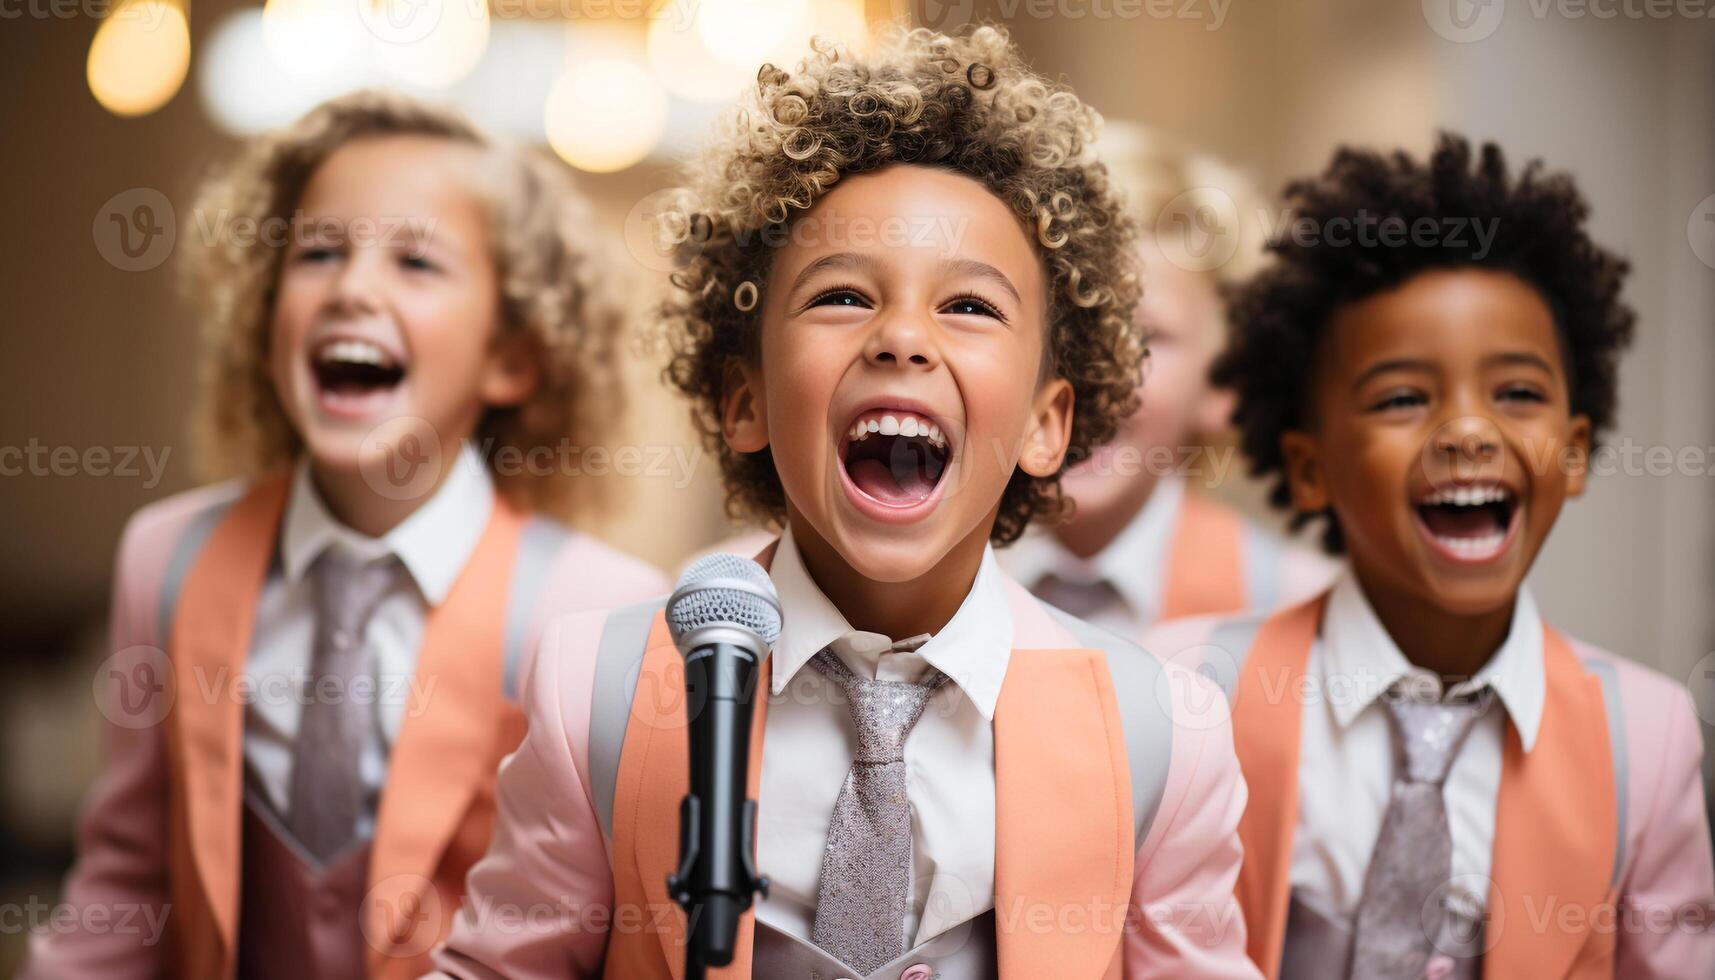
[1497,384,1546,403]
[401,252,439,273]
[1369,389,1427,412]
[293,246,338,265]
[805,287,871,310]
[940,293,1005,321]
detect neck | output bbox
[787,512,991,641]
[1349,562,1516,686]
[1053,472,1160,559]
[307,455,454,539]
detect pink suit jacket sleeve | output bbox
[20,485,241,980]
[1123,658,1262,979]
[1581,645,1715,979]
[429,609,618,980]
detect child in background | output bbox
[24,91,667,980]
[1148,134,1713,979]
[1004,124,1336,640]
[433,26,1258,980]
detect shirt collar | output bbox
[767,523,1014,719]
[280,444,494,605]
[1001,474,1185,623]
[1320,568,1545,751]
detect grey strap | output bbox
[1239,521,1284,614]
[500,517,573,702]
[156,496,239,644]
[1580,656,1629,887]
[1201,615,1271,700]
[587,598,667,840]
[1045,606,1174,848]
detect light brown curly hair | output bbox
[659,25,1145,544]
[185,89,622,515]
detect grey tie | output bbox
[809,639,949,974]
[1031,571,1124,622]
[285,550,398,864]
[1348,685,1494,979]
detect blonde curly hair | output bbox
[185,89,621,515]
[659,25,1145,544]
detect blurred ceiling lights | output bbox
[86,0,192,116]
[97,0,872,171]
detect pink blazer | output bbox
[22,476,668,979]
[1145,597,1715,980]
[429,557,1262,979]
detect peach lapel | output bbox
[1482,627,1616,980]
[1160,492,1246,621]
[363,501,522,968]
[612,611,770,979]
[168,471,291,957]
[1230,595,1324,978]
[992,645,1135,977]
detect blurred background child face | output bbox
[1282,267,1591,618]
[268,135,535,506]
[1057,237,1235,549]
[726,164,1070,588]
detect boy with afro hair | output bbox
[1147,133,1714,979]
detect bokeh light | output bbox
[544,57,669,173]
[86,0,192,117]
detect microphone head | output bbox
[666,553,782,649]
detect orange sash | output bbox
[1159,492,1247,622]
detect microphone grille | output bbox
[666,553,782,647]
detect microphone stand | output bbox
[668,638,770,978]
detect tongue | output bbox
[849,458,936,506]
[1419,504,1502,539]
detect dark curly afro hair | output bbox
[1213,132,1635,554]
[658,25,1144,545]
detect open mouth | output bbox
[839,409,951,511]
[310,337,406,417]
[1413,481,1520,562]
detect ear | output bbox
[1194,384,1239,436]
[479,329,541,408]
[720,360,769,454]
[1561,414,1593,498]
[1278,429,1330,514]
[1018,377,1075,478]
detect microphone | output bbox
[664,553,781,977]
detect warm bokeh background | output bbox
[3,0,1712,971]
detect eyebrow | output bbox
[787,252,1023,306]
[1485,350,1557,373]
[940,258,1023,306]
[1351,357,1433,391]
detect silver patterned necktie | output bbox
[1348,683,1494,979]
[285,549,399,864]
[809,638,949,974]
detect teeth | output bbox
[845,410,948,449]
[1422,484,1511,507]
[1433,530,1507,560]
[317,339,393,368]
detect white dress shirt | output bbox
[242,446,494,836]
[757,524,1014,949]
[1001,475,1186,640]
[1291,570,1546,924]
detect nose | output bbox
[326,248,384,316]
[862,309,941,371]
[1429,412,1502,477]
